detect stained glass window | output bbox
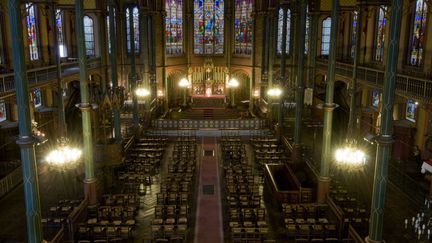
[166,0,183,55]
[26,3,39,61]
[304,6,310,55]
[321,17,331,56]
[126,6,140,54]
[33,88,42,108]
[372,89,380,108]
[350,11,358,58]
[234,0,253,55]
[56,9,67,58]
[106,6,116,54]
[375,6,387,62]
[277,8,291,55]
[193,0,225,54]
[406,99,417,122]
[84,16,95,56]
[409,0,427,66]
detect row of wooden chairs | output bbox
[220,138,273,242]
[151,140,197,242]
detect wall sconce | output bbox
[157,90,164,97]
[253,90,260,98]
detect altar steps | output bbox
[145,129,272,137]
[180,109,239,120]
[203,109,213,119]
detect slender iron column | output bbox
[129,6,139,127]
[262,13,270,78]
[75,0,98,206]
[51,3,67,137]
[141,8,150,111]
[109,0,121,141]
[307,12,318,89]
[97,12,107,93]
[348,6,363,136]
[317,0,339,203]
[366,0,402,242]
[294,0,307,145]
[161,10,168,112]
[7,1,42,241]
[268,8,276,88]
[250,10,256,113]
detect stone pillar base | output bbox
[84,178,98,206]
[317,176,331,203]
[365,236,385,243]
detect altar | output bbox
[189,58,228,109]
[191,95,226,109]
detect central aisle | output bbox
[194,137,224,243]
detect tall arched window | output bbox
[193,0,224,54]
[304,6,310,55]
[26,3,39,61]
[321,17,331,56]
[106,6,116,54]
[126,6,140,54]
[56,9,67,58]
[375,6,387,62]
[277,8,291,55]
[409,0,427,66]
[350,11,358,58]
[166,0,183,55]
[83,16,95,56]
[234,0,253,55]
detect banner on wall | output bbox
[304,88,313,105]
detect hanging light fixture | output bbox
[334,140,366,171]
[45,138,82,169]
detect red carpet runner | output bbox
[194,137,223,243]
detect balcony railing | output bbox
[0,57,101,97]
[316,59,432,102]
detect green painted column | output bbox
[75,0,98,206]
[366,0,402,242]
[294,0,307,145]
[129,6,139,127]
[51,4,67,137]
[268,8,276,88]
[161,10,169,112]
[317,0,339,203]
[249,11,256,114]
[109,0,121,142]
[141,8,150,112]
[7,1,42,241]
[307,12,318,90]
[348,6,363,136]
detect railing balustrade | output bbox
[316,59,432,102]
[0,58,101,97]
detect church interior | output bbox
[0,0,432,242]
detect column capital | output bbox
[16,136,36,147]
[374,134,394,145]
